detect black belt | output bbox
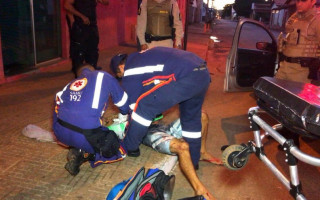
[150,35,172,41]
[145,33,173,42]
[57,118,100,135]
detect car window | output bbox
[238,22,272,49]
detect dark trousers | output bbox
[70,22,99,74]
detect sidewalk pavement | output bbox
[0,22,221,200]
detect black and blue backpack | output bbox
[107,167,175,200]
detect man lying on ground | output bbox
[109,109,221,200]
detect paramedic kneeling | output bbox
[110,47,211,168]
[53,64,129,176]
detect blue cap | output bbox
[110,54,127,75]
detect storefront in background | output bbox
[0,0,186,84]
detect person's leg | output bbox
[170,70,210,167]
[123,82,181,153]
[85,25,99,69]
[143,123,175,154]
[169,138,216,200]
[70,23,87,76]
[199,111,223,165]
[143,115,216,199]
[179,96,203,168]
[163,110,222,165]
[210,20,214,33]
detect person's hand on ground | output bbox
[196,187,216,200]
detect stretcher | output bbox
[222,77,320,200]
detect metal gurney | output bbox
[221,77,320,200]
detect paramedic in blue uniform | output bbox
[53,64,129,176]
[110,47,211,168]
[64,0,109,77]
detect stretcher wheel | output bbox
[222,144,249,170]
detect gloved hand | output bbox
[113,113,128,124]
[110,113,128,140]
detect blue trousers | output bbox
[53,115,125,168]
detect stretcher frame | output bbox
[237,106,320,200]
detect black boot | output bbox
[127,148,140,157]
[65,148,95,176]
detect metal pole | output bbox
[183,0,189,50]
[30,0,37,65]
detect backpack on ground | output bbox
[107,167,175,200]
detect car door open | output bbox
[224,19,277,92]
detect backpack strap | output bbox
[115,167,145,200]
[135,168,175,200]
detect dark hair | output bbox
[110,54,128,76]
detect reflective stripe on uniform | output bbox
[56,84,69,105]
[131,112,152,127]
[182,131,201,139]
[129,103,136,110]
[115,92,128,107]
[92,72,104,109]
[124,64,164,77]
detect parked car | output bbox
[224,18,278,92]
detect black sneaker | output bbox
[127,148,140,157]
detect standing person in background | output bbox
[64,0,109,77]
[277,0,320,84]
[136,0,184,50]
[203,3,213,33]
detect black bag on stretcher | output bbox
[253,77,320,138]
